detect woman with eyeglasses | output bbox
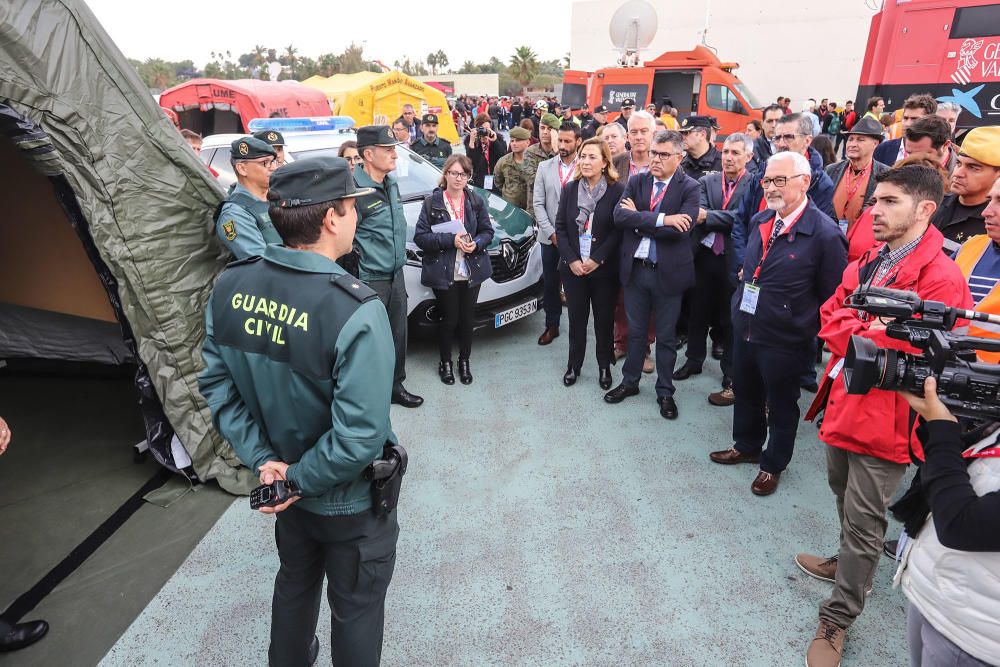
[414,154,494,385]
[338,141,363,169]
[554,137,624,389]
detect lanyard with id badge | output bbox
[579,215,593,260]
[740,208,804,315]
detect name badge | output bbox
[483,175,494,191]
[579,233,592,261]
[838,219,849,235]
[701,232,717,249]
[740,283,761,315]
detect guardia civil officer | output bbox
[199,157,400,667]
[408,113,452,169]
[253,128,287,166]
[214,136,281,259]
[354,125,424,408]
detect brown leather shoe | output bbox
[709,447,760,465]
[537,327,559,345]
[806,619,845,667]
[707,387,735,406]
[795,554,838,583]
[751,470,780,496]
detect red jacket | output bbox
[846,207,880,264]
[810,224,972,464]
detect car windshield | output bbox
[290,143,440,202]
[733,81,763,110]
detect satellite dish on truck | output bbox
[609,0,658,67]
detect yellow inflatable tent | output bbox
[302,70,458,144]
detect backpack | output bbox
[827,112,841,136]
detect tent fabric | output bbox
[303,70,459,143]
[0,0,257,494]
[159,78,332,132]
[0,303,133,365]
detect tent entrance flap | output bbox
[177,107,241,136]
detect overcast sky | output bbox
[84,0,575,70]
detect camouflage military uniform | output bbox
[491,153,532,211]
[522,144,556,219]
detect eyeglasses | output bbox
[649,149,682,160]
[243,158,277,169]
[445,171,470,179]
[760,174,806,188]
[773,133,802,143]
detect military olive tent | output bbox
[0,0,256,492]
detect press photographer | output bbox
[796,165,973,667]
[465,114,507,189]
[892,378,1000,667]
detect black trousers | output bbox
[732,337,806,474]
[622,261,683,398]
[369,269,408,392]
[560,264,617,372]
[686,246,734,380]
[433,282,480,362]
[269,506,399,667]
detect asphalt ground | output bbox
[101,308,912,667]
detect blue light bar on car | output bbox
[246,116,356,133]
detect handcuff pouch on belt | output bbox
[362,443,408,515]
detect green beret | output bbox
[230,136,277,160]
[268,157,375,208]
[509,127,531,140]
[540,113,562,130]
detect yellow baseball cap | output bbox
[959,126,1000,168]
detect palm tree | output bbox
[426,52,439,75]
[509,46,539,88]
[435,50,449,73]
[284,44,298,78]
[252,44,267,67]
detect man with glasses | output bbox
[215,136,281,259]
[400,104,420,144]
[605,130,700,420]
[391,118,410,146]
[354,125,424,408]
[679,115,722,180]
[409,113,452,168]
[710,152,846,496]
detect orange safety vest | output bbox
[954,234,1000,363]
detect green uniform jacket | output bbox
[353,168,408,281]
[522,144,556,219]
[409,136,452,169]
[199,245,397,516]
[215,184,283,259]
[491,153,531,211]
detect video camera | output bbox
[841,286,1000,419]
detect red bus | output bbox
[857,1,1000,129]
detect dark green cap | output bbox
[230,136,277,160]
[540,113,562,130]
[267,157,375,208]
[509,127,531,140]
[421,113,439,125]
[356,125,400,149]
[252,129,286,147]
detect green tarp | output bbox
[0,0,256,493]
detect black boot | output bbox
[0,620,49,652]
[598,367,612,390]
[458,358,473,385]
[438,361,455,385]
[563,367,579,386]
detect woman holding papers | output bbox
[554,137,624,389]
[415,154,494,385]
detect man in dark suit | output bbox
[605,130,700,419]
[709,152,847,496]
[872,93,938,167]
[673,133,755,406]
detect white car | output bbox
[201,118,542,332]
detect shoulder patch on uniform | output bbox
[225,255,263,268]
[331,273,377,302]
[222,220,237,241]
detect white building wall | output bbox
[571,0,878,107]
[415,74,499,97]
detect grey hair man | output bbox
[936,101,962,137]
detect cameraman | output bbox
[797,165,973,667]
[465,114,507,189]
[895,378,1000,667]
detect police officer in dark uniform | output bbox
[253,128,288,166]
[679,115,723,180]
[616,99,635,131]
[215,136,281,259]
[199,157,400,667]
[581,105,608,140]
[408,113,452,168]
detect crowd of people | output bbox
[189,87,1000,667]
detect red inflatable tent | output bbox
[159,78,331,136]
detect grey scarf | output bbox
[575,177,607,234]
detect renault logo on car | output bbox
[500,240,517,270]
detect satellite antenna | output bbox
[609,0,658,67]
[267,61,283,81]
